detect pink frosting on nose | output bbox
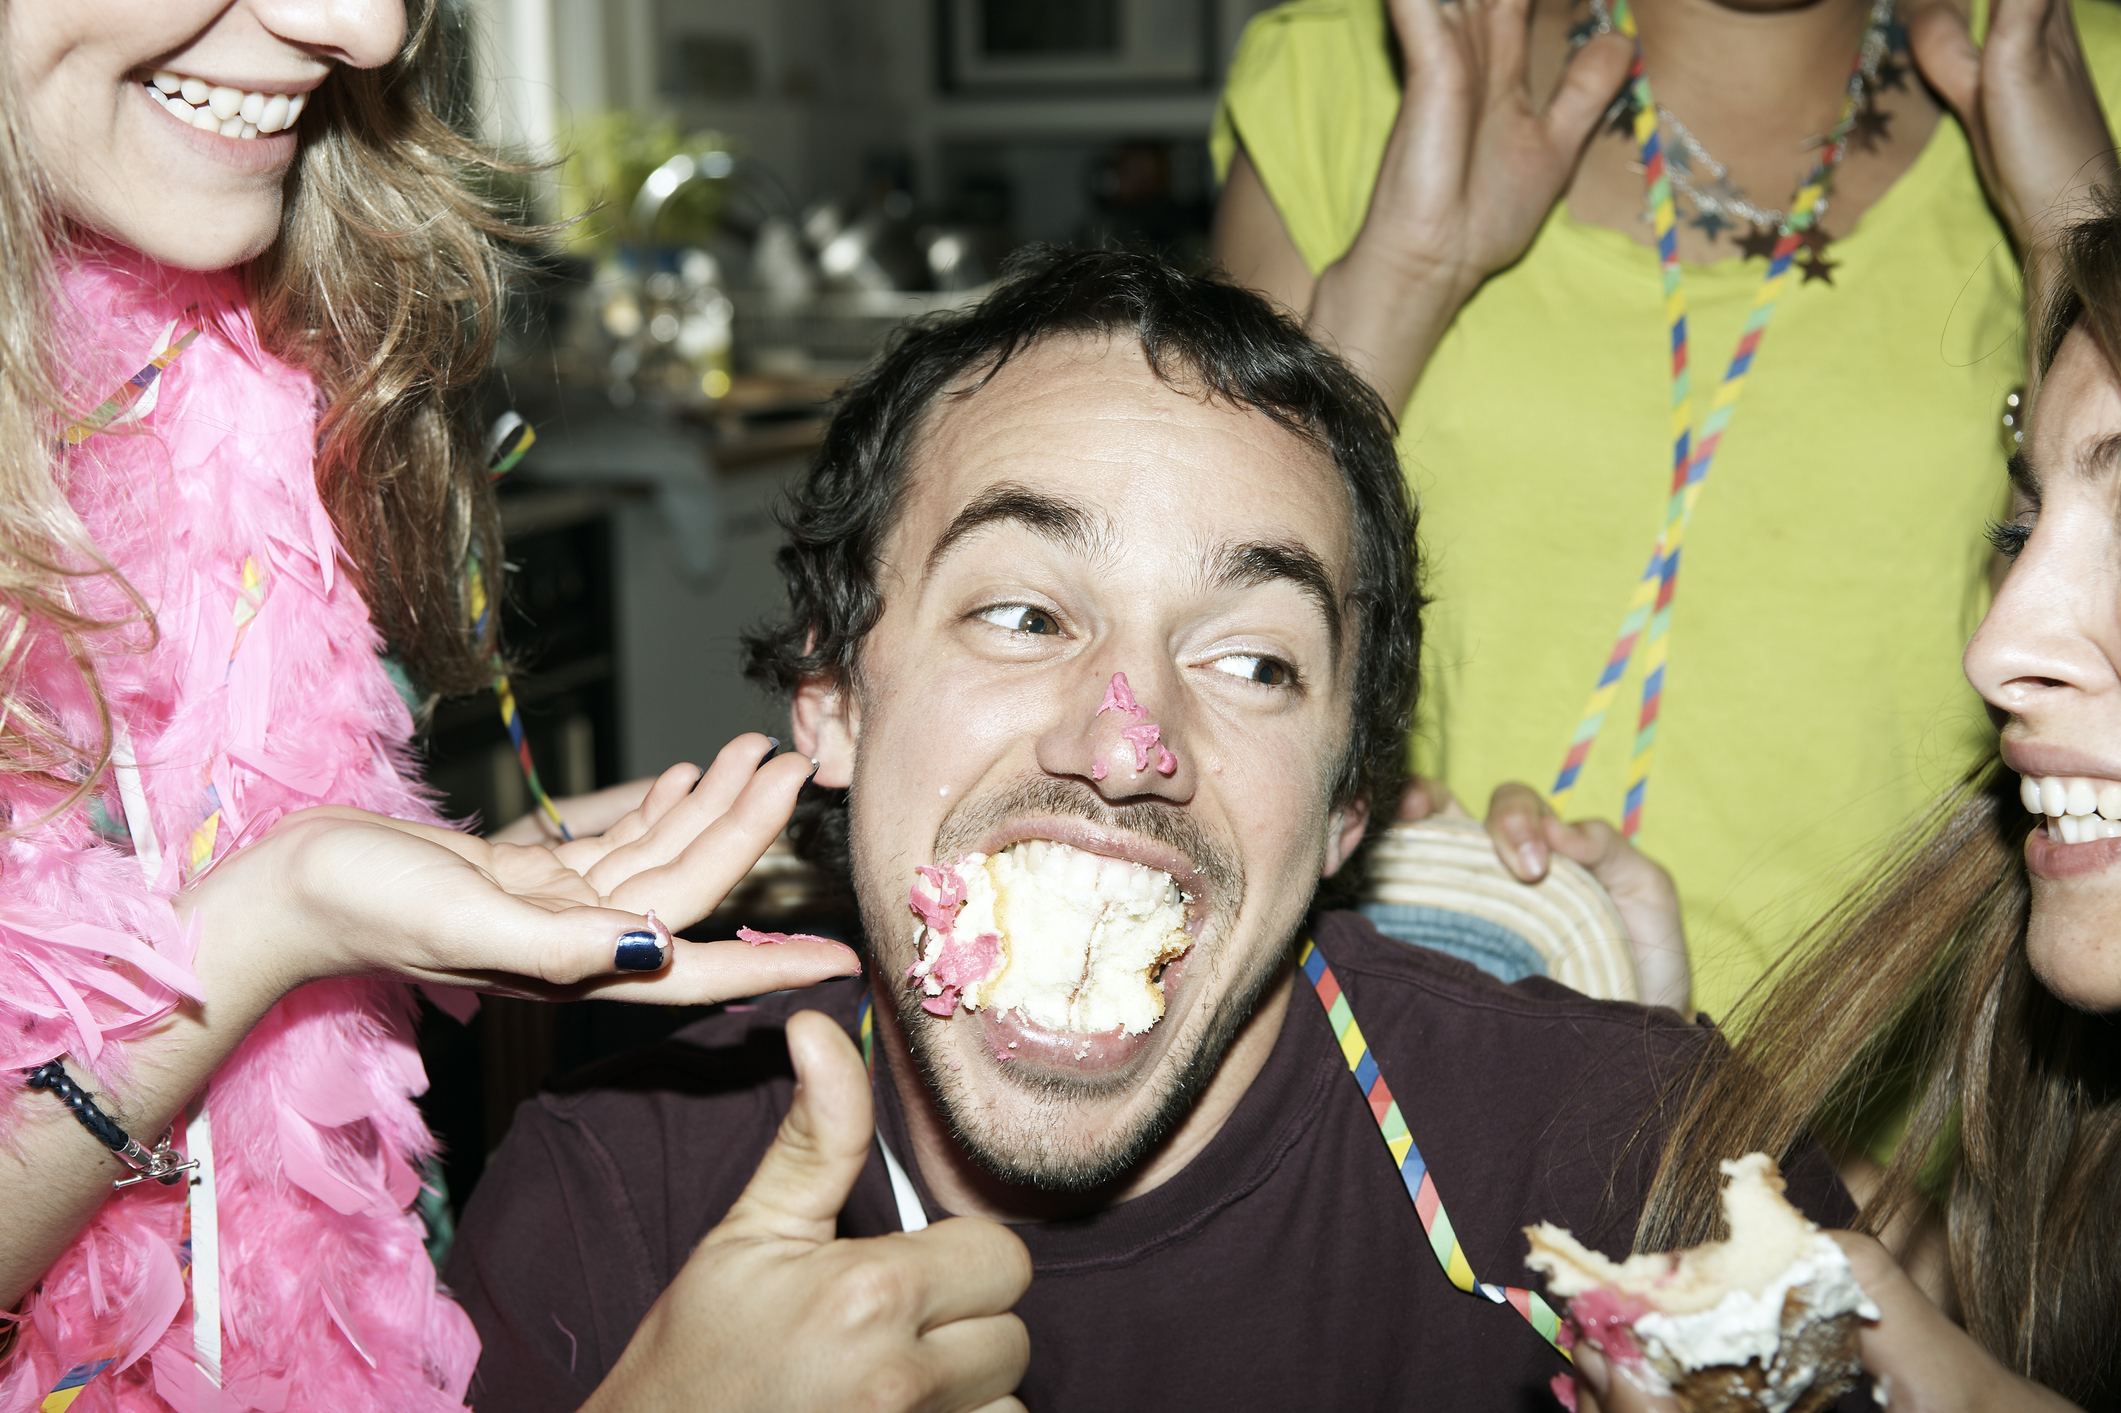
[1098,672,1143,719]
[1097,671,1179,776]
[1120,721,1161,772]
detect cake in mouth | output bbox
[908,840,1193,1036]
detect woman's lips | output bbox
[2025,823,2121,880]
[971,949,1193,1074]
[141,83,300,177]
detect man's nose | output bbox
[1964,525,2120,728]
[249,0,409,71]
[1034,662,1195,804]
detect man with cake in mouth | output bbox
[444,250,1855,1411]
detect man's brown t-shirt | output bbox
[445,910,1853,1409]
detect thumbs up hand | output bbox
[582,1010,1034,1413]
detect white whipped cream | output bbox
[1633,1232,1878,1374]
[909,841,1189,1035]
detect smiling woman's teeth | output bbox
[2021,773,2121,843]
[145,70,306,140]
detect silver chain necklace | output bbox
[1577,0,1904,239]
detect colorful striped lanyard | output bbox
[1298,939,1569,1355]
[465,413,573,841]
[855,937,1568,1358]
[1548,0,1868,836]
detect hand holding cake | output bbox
[1527,1155,1879,1413]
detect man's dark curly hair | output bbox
[742,247,1422,901]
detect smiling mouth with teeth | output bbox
[2021,773,2121,844]
[908,840,1193,1037]
[141,69,309,141]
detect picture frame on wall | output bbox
[940,0,1214,93]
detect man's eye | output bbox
[977,604,1059,635]
[1210,654,1293,687]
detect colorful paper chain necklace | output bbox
[1548,0,1873,836]
[854,937,1569,1359]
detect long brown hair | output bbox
[0,0,530,827]
[1636,198,2121,1409]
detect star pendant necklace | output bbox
[1574,0,1909,282]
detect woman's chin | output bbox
[2026,881,2121,1013]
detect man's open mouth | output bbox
[907,839,1194,1036]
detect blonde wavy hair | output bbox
[0,0,533,830]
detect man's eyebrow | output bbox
[1210,540,1344,658]
[925,483,1114,577]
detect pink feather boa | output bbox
[0,250,479,1411]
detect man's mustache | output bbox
[930,775,1243,906]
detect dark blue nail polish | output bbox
[615,930,665,971]
[759,737,784,768]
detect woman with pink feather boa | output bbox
[0,2,864,1409]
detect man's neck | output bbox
[875,963,1297,1224]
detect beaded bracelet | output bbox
[23,1060,196,1191]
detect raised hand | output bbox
[182,732,862,1009]
[1478,782,1690,1012]
[1910,0,2119,250]
[1305,0,1633,409]
[584,1011,1033,1413]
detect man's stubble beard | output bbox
[852,773,1298,1194]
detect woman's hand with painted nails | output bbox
[180,732,861,1010]
[1481,782,1691,1012]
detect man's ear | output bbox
[1320,796,1372,878]
[792,673,858,789]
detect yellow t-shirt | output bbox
[1216,0,2121,1020]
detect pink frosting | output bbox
[1097,672,1143,720]
[1092,756,1109,781]
[734,927,833,947]
[909,863,967,933]
[908,863,996,1019]
[1564,1287,1651,1366]
[929,931,1001,990]
[1120,721,1161,772]
[1098,672,1178,776]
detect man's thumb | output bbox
[718,1008,876,1242]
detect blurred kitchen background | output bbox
[415,0,1274,1224]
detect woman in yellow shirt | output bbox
[1212,0,2120,1020]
